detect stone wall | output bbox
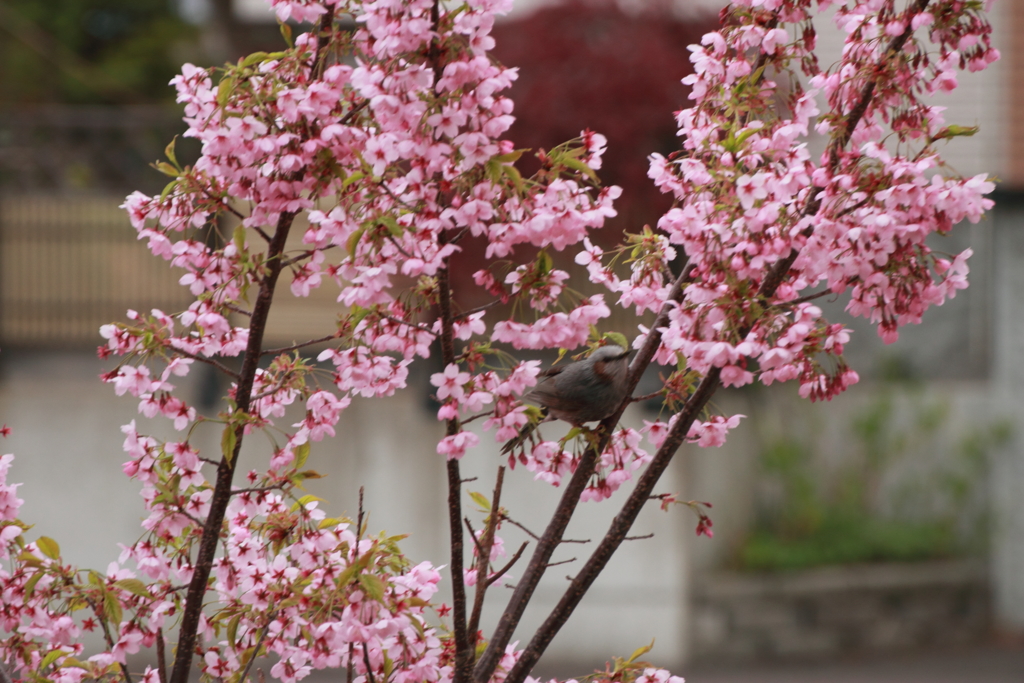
[691,560,990,662]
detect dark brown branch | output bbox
[438,233,472,683]
[169,209,298,683]
[624,533,655,541]
[157,628,168,683]
[312,6,336,78]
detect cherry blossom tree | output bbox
[0,0,997,682]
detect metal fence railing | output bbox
[0,194,193,348]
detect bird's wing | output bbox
[525,367,578,413]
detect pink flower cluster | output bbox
[582,0,995,407]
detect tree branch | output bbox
[169,209,297,683]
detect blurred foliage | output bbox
[0,0,199,104]
[738,373,1012,571]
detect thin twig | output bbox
[770,288,834,308]
[166,345,241,380]
[363,644,377,683]
[236,615,276,683]
[252,226,273,243]
[262,333,340,356]
[224,303,253,317]
[500,515,539,540]
[382,314,436,336]
[231,485,284,496]
[485,542,528,587]
[624,533,654,541]
[464,518,485,557]
[630,391,663,403]
[543,558,575,568]
[455,299,502,320]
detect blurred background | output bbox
[1,0,1023,681]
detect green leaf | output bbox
[164,136,179,169]
[342,171,365,189]
[292,494,325,512]
[560,156,599,183]
[152,162,180,178]
[295,469,324,481]
[222,425,238,464]
[485,158,503,184]
[358,573,386,602]
[280,22,294,46]
[537,250,552,275]
[233,225,247,252]
[240,51,269,68]
[468,491,491,511]
[40,650,64,670]
[227,613,242,647]
[347,225,367,257]
[495,149,525,163]
[380,214,403,237]
[36,536,60,560]
[114,578,153,600]
[23,571,43,598]
[58,657,87,670]
[503,163,525,193]
[159,179,179,202]
[217,76,236,108]
[103,591,123,627]
[625,639,655,664]
[932,124,979,141]
[294,442,311,470]
[603,332,629,350]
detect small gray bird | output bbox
[502,344,632,454]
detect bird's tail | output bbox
[500,408,549,456]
